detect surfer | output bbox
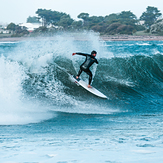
[72,50,98,88]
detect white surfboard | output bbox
[69,75,107,99]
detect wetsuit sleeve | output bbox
[75,53,89,56]
[95,59,98,64]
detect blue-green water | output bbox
[0,33,163,162]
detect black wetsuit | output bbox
[76,52,98,85]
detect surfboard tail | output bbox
[68,75,80,86]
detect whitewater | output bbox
[0,32,163,163]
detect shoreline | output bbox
[0,36,53,42]
[0,37,29,42]
[1,35,163,42]
[100,35,163,41]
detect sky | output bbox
[1,0,163,24]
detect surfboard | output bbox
[53,63,107,98]
[69,75,107,99]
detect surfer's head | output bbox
[91,50,97,57]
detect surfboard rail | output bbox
[69,75,107,99]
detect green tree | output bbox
[105,23,121,34]
[71,20,83,29]
[36,9,67,26]
[77,13,90,27]
[140,6,162,29]
[105,13,118,22]
[77,13,89,21]
[77,13,104,29]
[7,23,17,31]
[57,15,74,28]
[104,11,137,26]
[7,23,29,36]
[33,26,48,33]
[96,11,139,34]
[116,24,134,34]
[91,23,107,33]
[27,16,40,23]
[88,16,104,28]
[118,11,138,25]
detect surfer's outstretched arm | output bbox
[72,53,89,56]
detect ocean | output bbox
[0,32,163,163]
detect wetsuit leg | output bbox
[85,69,92,85]
[77,67,83,77]
[77,66,92,85]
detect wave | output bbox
[21,51,163,114]
[1,34,163,125]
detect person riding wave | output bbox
[72,50,98,88]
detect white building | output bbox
[19,23,42,32]
[0,26,10,34]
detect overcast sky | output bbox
[1,0,163,24]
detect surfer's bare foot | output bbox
[88,85,92,88]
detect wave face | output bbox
[0,33,163,124]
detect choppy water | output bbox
[0,32,163,163]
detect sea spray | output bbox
[0,54,53,125]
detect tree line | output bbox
[7,6,162,35]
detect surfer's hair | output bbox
[91,50,97,55]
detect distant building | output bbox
[0,26,10,34]
[139,20,145,25]
[19,23,42,32]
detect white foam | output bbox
[136,42,150,46]
[0,41,17,44]
[0,55,54,125]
